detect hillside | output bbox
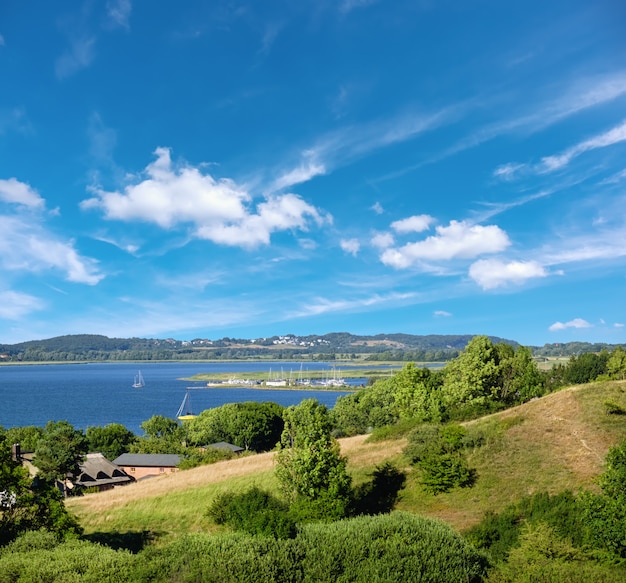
[67,379,626,537]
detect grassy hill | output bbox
[67,379,626,540]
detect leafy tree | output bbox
[582,439,626,557]
[184,402,284,451]
[4,426,44,452]
[140,415,180,439]
[497,345,544,404]
[563,352,609,385]
[33,421,88,486]
[442,335,501,412]
[404,423,476,494]
[86,423,136,460]
[0,430,82,545]
[606,346,626,380]
[275,399,352,518]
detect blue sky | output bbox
[1,0,625,347]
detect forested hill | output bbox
[0,333,622,363]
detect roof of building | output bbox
[208,441,245,453]
[112,453,181,467]
[76,453,134,487]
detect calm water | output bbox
[0,362,363,435]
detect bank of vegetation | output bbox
[2,337,626,581]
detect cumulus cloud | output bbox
[380,220,510,269]
[0,178,45,209]
[469,258,548,289]
[391,214,434,234]
[0,290,45,319]
[548,318,593,331]
[0,216,103,284]
[82,147,328,248]
[371,232,394,249]
[340,238,360,256]
[371,202,384,215]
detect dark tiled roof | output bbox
[112,453,181,467]
[76,453,134,487]
[209,441,245,453]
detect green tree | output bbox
[140,415,180,439]
[184,402,284,451]
[33,421,88,486]
[86,423,136,460]
[0,430,82,545]
[606,346,626,380]
[275,399,352,519]
[4,426,44,451]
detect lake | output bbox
[0,361,365,435]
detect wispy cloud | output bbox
[549,318,592,331]
[82,147,330,249]
[339,0,379,14]
[105,0,132,30]
[434,310,452,317]
[290,291,417,318]
[0,290,45,319]
[495,118,626,178]
[55,36,96,79]
[0,215,103,285]
[271,105,460,190]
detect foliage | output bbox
[131,415,184,454]
[177,447,235,470]
[581,439,626,558]
[86,423,136,459]
[0,431,82,546]
[183,401,284,451]
[464,491,584,563]
[207,487,296,539]
[485,522,624,583]
[563,351,610,385]
[140,415,180,440]
[404,423,477,494]
[3,426,44,452]
[606,346,626,380]
[275,399,352,519]
[33,421,88,485]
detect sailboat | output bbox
[132,371,145,388]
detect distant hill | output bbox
[0,333,622,363]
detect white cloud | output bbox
[380,220,510,269]
[291,291,416,318]
[106,0,132,30]
[549,318,593,332]
[615,323,625,328]
[469,258,548,290]
[391,214,435,234]
[0,290,45,319]
[371,232,394,249]
[540,119,626,172]
[0,216,103,284]
[271,156,326,191]
[340,238,360,256]
[371,202,384,215]
[55,36,96,79]
[82,148,328,248]
[0,178,45,209]
[493,162,526,181]
[434,310,452,317]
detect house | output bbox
[112,453,181,480]
[74,453,134,492]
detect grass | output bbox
[67,380,626,539]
